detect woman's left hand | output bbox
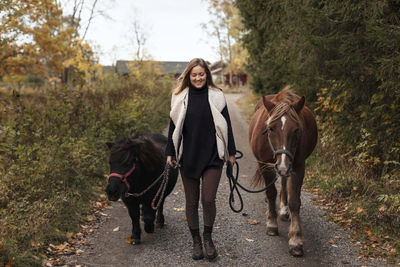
[228,155,236,166]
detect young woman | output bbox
[165,58,236,261]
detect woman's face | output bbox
[189,65,207,88]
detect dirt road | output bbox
[64,93,388,267]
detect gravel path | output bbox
[64,93,389,267]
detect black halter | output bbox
[262,127,296,163]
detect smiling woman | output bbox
[165,58,237,261]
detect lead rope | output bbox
[125,163,170,210]
[226,150,279,213]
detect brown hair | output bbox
[174,58,220,95]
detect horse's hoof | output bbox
[266,227,279,236]
[144,223,155,233]
[279,214,290,221]
[289,245,304,257]
[131,239,141,245]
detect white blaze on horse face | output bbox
[281,116,287,130]
[278,146,287,172]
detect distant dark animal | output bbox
[105,133,178,244]
[248,87,317,256]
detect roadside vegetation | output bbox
[236,0,399,263]
[0,69,172,266]
[0,1,173,266]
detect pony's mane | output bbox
[266,87,303,132]
[110,135,163,171]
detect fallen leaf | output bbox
[76,249,84,254]
[245,238,254,242]
[87,215,95,221]
[247,219,260,225]
[173,207,184,211]
[54,244,67,251]
[364,226,371,235]
[125,237,132,244]
[240,174,248,178]
[328,240,336,244]
[4,257,13,267]
[113,226,120,232]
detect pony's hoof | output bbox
[131,239,141,245]
[289,245,304,257]
[279,214,290,221]
[144,223,155,233]
[266,227,279,236]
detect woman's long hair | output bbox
[174,58,221,95]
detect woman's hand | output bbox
[228,155,236,166]
[167,155,174,167]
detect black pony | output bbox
[105,133,178,244]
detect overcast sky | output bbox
[69,0,219,66]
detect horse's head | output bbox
[262,95,305,177]
[105,135,163,201]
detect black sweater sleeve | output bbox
[221,105,236,156]
[165,119,176,156]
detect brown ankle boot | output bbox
[203,232,217,260]
[192,235,204,260]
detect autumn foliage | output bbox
[0,0,99,85]
[237,0,399,261]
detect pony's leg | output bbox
[287,166,305,256]
[142,203,156,233]
[262,167,279,236]
[126,201,141,244]
[156,199,165,228]
[279,176,290,221]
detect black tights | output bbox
[180,167,222,230]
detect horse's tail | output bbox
[251,162,275,187]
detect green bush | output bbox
[0,71,172,266]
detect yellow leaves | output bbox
[363,226,372,236]
[125,236,132,244]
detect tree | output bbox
[203,0,248,87]
[0,0,100,86]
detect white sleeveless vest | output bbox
[169,86,229,162]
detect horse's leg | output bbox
[287,166,305,256]
[279,176,290,221]
[142,202,156,233]
[125,200,141,244]
[156,199,165,228]
[262,166,279,236]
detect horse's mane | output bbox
[266,86,303,132]
[110,135,163,171]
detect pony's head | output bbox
[262,89,305,177]
[105,135,163,201]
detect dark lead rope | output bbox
[226,150,278,213]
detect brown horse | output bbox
[248,86,317,256]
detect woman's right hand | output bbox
[167,155,174,167]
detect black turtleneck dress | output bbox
[165,84,236,179]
